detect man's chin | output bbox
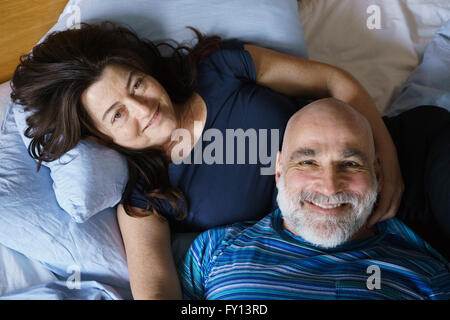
[296,224,354,249]
[284,208,362,249]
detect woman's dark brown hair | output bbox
[10,22,221,218]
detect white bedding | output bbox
[298,0,450,113]
[1,0,450,298]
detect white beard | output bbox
[276,174,378,249]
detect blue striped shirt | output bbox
[179,209,450,300]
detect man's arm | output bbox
[178,227,228,300]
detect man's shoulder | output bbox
[378,218,449,264]
[380,217,429,245]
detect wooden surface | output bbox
[0,0,69,83]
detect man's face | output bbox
[276,102,380,248]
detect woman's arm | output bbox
[245,44,404,226]
[117,204,181,300]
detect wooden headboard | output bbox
[0,0,69,83]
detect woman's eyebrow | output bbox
[101,70,136,122]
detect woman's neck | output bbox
[164,93,207,163]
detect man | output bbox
[178,98,450,300]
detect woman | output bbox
[11,22,403,299]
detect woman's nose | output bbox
[126,97,152,119]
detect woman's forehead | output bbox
[100,64,133,81]
[83,65,131,101]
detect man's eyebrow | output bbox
[288,148,368,162]
[101,70,136,122]
[342,148,368,162]
[289,148,316,161]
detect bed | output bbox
[0,0,449,299]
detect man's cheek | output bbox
[345,174,374,195]
[285,170,312,191]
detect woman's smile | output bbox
[143,103,162,132]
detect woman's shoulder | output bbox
[198,40,256,82]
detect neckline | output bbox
[271,209,387,253]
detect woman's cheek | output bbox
[113,126,140,148]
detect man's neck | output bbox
[348,224,375,242]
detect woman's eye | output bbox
[134,78,143,90]
[112,109,125,124]
[112,111,121,123]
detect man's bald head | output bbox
[281,98,375,165]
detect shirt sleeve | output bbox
[119,179,184,221]
[199,40,256,82]
[119,181,148,209]
[177,227,227,300]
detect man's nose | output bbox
[317,167,342,197]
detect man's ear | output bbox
[374,153,383,193]
[275,151,282,187]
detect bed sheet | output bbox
[0,83,61,296]
[0,279,121,300]
[1,0,450,299]
[0,242,58,297]
[298,0,450,114]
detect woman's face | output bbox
[82,64,178,150]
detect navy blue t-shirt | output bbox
[126,42,304,232]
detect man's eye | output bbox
[343,161,360,167]
[299,160,314,165]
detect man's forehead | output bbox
[283,118,374,162]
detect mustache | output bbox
[296,190,367,207]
